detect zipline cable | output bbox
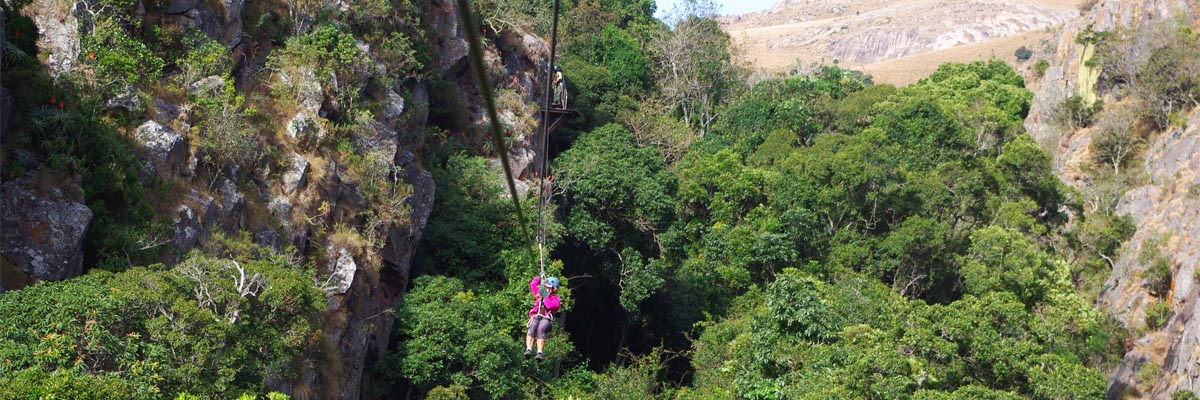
[537,0,563,279]
[453,0,538,271]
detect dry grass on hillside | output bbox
[726,0,1083,85]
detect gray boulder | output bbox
[253,229,281,251]
[170,0,244,48]
[432,0,469,74]
[286,112,326,145]
[381,89,406,122]
[326,248,357,296]
[216,178,246,231]
[173,205,201,251]
[104,89,143,114]
[1,175,92,291]
[135,120,189,174]
[151,98,182,123]
[163,0,199,14]
[189,75,226,96]
[282,152,309,194]
[172,189,217,254]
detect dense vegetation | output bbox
[2,0,1174,398]
[385,1,1135,398]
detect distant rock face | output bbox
[0,174,92,292]
[216,178,246,231]
[327,249,357,295]
[721,0,1077,70]
[104,89,143,114]
[286,112,326,145]
[172,189,217,255]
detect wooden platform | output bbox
[539,107,581,134]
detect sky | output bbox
[654,0,780,19]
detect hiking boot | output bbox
[535,352,544,361]
[524,349,532,359]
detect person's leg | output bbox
[535,318,552,358]
[525,316,538,357]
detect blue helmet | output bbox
[553,64,561,72]
[544,276,560,289]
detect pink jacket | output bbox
[528,276,561,318]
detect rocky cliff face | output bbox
[1105,109,1200,398]
[5,0,550,397]
[1025,0,1200,397]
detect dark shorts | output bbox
[527,315,552,339]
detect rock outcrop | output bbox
[161,0,244,48]
[0,174,92,292]
[29,0,79,77]
[1024,1,1200,397]
[1103,109,1200,398]
[134,120,190,175]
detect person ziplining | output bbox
[524,275,561,361]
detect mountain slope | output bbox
[722,0,1081,84]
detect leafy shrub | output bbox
[1055,95,1102,130]
[193,78,263,177]
[81,19,165,95]
[269,24,371,116]
[1133,36,1200,129]
[339,142,413,245]
[1090,101,1145,174]
[1014,46,1033,61]
[1174,390,1200,400]
[375,31,423,78]
[1033,59,1050,78]
[178,33,231,85]
[1145,300,1171,329]
[766,270,839,342]
[388,276,524,399]
[1140,234,1173,297]
[593,350,664,400]
[1136,360,1163,390]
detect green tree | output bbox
[390,276,526,399]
